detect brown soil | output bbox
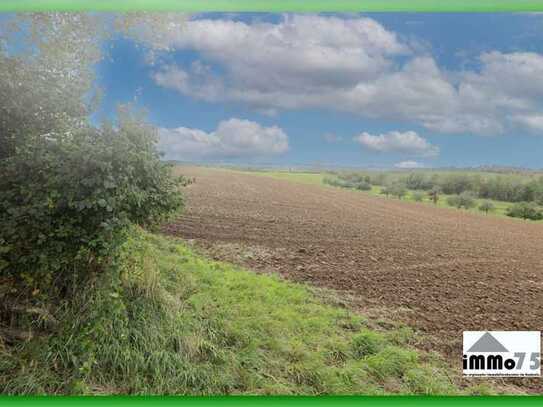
[164,166,543,392]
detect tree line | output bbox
[324,171,543,221]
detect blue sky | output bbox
[94,13,543,168]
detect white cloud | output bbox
[158,118,288,160]
[511,114,543,132]
[141,15,543,136]
[354,130,439,157]
[147,15,408,89]
[394,160,425,169]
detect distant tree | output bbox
[506,202,543,221]
[446,195,460,208]
[447,191,476,209]
[380,185,391,197]
[439,174,476,195]
[460,191,477,209]
[403,173,433,190]
[354,181,372,191]
[428,186,441,205]
[411,191,424,202]
[373,173,388,186]
[388,182,407,199]
[478,201,495,214]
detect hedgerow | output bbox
[1,15,184,299]
[0,109,183,297]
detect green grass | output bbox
[0,228,473,395]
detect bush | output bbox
[506,202,543,221]
[380,186,392,197]
[354,181,372,191]
[446,195,458,207]
[438,174,478,195]
[411,191,424,202]
[381,183,407,199]
[0,109,183,295]
[446,191,476,209]
[323,174,371,191]
[402,173,433,191]
[388,183,407,199]
[427,186,441,205]
[478,201,495,214]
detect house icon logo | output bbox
[467,332,508,353]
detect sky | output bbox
[93,13,543,169]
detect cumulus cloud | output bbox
[394,160,425,169]
[141,15,543,136]
[148,15,408,88]
[510,114,543,132]
[158,118,288,160]
[354,130,439,157]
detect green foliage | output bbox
[478,200,495,214]
[0,109,183,295]
[384,182,407,199]
[428,186,441,205]
[403,173,433,191]
[323,173,371,191]
[0,16,181,296]
[342,170,543,205]
[411,191,425,202]
[506,202,543,221]
[0,229,461,395]
[0,14,104,161]
[446,191,476,209]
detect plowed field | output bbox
[164,166,543,390]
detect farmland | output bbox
[167,166,543,392]
[237,169,543,221]
[4,11,543,397]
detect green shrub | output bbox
[403,173,433,191]
[446,195,459,207]
[386,183,407,199]
[380,186,392,197]
[354,181,372,191]
[387,182,407,199]
[0,109,183,295]
[446,191,476,209]
[323,174,371,191]
[478,201,495,214]
[506,202,543,221]
[427,186,441,205]
[411,191,424,202]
